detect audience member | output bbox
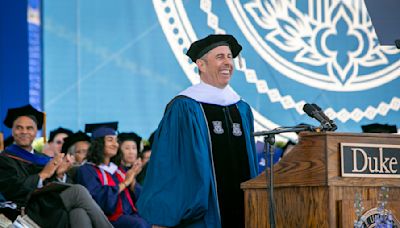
[77,122,150,228]
[45,127,73,157]
[118,132,144,200]
[136,145,150,185]
[141,131,154,165]
[136,131,154,185]
[0,104,112,228]
[62,131,91,165]
[118,132,142,169]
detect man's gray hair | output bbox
[67,144,76,156]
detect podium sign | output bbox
[242,132,400,227]
[341,143,400,178]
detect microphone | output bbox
[311,103,337,131]
[302,103,333,131]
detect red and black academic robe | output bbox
[76,163,149,228]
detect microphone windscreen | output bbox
[311,103,322,111]
[302,103,315,116]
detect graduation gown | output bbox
[0,145,69,228]
[137,96,258,227]
[76,163,149,228]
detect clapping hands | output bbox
[124,158,143,187]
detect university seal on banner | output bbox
[153,0,400,134]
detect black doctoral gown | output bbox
[0,148,69,228]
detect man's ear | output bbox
[196,59,205,73]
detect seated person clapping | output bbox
[0,104,112,228]
[77,122,150,228]
[43,127,73,157]
[118,132,144,200]
[62,131,91,166]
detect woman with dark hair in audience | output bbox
[118,132,144,199]
[118,132,142,169]
[76,123,150,228]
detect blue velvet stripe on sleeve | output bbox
[137,97,220,227]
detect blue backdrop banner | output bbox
[43,0,400,139]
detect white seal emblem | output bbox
[232,123,242,136]
[212,121,224,134]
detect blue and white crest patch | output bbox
[212,121,224,134]
[232,123,243,136]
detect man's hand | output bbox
[56,154,75,179]
[38,153,64,180]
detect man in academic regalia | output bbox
[137,34,259,228]
[0,104,112,228]
[62,131,91,165]
[61,131,91,183]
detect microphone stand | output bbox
[253,125,321,228]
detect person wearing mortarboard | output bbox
[76,122,150,228]
[118,132,142,169]
[136,34,258,228]
[118,132,144,202]
[0,104,113,228]
[60,131,91,183]
[45,127,73,157]
[62,131,91,165]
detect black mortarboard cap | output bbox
[3,104,44,129]
[85,121,118,139]
[364,0,400,47]
[361,123,397,133]
[61,131,91,154]
[186,34,242,62]
[118,132,142,148]
[49,127,73,142]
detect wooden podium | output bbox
[241,132,400,227]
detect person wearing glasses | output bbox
[46,127,73,156]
